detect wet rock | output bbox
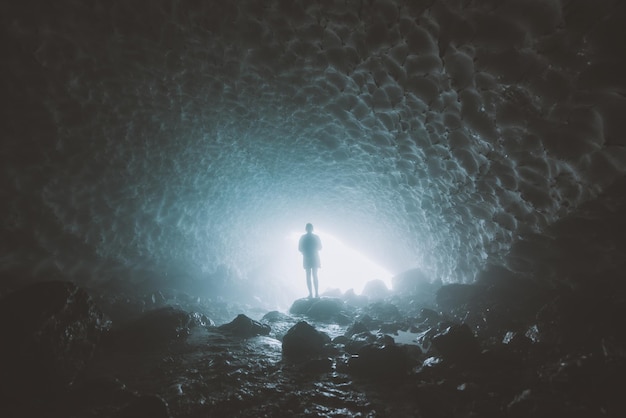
[289,297,346,321]
[106,306,196,350]
[345,320,370,337]
[413,328,438,354]
[361,279,389,299]
[218,314,271,338]
[332,335,350,345]
[348,342,410,378]
[431,323,480,363]
[353,313,378,329]
[282,321,330,358]
[289,297,317,315]
[190,311,215,328]
[118,394,171,418]
[362,301,401,322]
[262,310,291,322]
[0,281,106,403]
[306,298,344,320]
[418,308,441,324]
[345,331,377,354]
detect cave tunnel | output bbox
[2,0,626,416]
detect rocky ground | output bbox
[1,270,625,417]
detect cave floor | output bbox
[76,320,416,417]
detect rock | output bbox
[345,320,370,337]
[354,314,377,329]
[262,310,291,323]
[348,342,410,377]
[0,281,106,403]
[107,306,195,350]
[189,311,215,328]
[332,335,350,345]
[418,308,441,324]
[431,323,480,363]
[218,314,271,338]
[289,298,317,315]
[361,279,389,299]
[345,331,377,354]
[282,321,330,358]
[288,297,345,321]
[362,301,401,321]
[306,298,344,320]
[334,312,353,325]
[413,327,438,354]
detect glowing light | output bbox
[286,229,393,295]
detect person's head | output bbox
[305,223,314,233]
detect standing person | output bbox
[298,223,322,298]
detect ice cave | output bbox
[1,0,626,416]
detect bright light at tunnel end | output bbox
[285,229,394,295]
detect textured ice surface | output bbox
[2,0,626,288]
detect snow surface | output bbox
[2,0,626,292]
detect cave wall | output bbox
[2,0,625,294]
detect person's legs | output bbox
[312,267,319,298]
[306,268,313,297]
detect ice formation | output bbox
[2,0,626,291]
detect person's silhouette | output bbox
[298,223,322,298]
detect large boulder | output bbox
[289,298,317,315]
[282,321,330,358]
[431,323,480,363]
[218,314,271,338]
[106,306,200,350]
[0,281,106,404]
[289,297,345,321]
[306,298,344,320]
